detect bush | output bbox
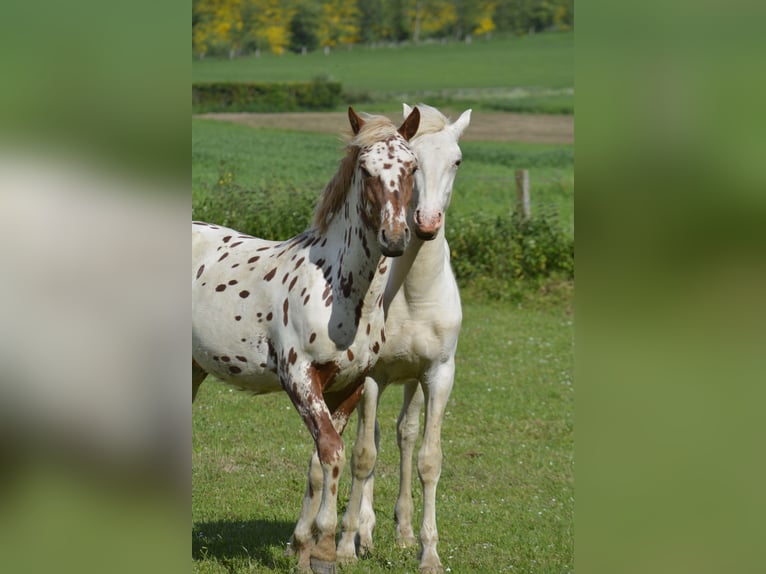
[192,161,317,240]
[192,163,574,300]
[192,77,342,113]
[447,210,574,301]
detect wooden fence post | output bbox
[515,169,531,220]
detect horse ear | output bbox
[451,109,472,139]
[348,106,364,135]
[398,106,420,141]
[402,103,413,119]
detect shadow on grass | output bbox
[193,518,295,568]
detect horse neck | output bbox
[317,188,386,308]
[383,224,449,309]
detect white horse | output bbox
[336,104,471,573]
[192,107,420,574]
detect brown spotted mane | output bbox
[313,115,402,233]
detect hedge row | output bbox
[192,78,342,113]
[192,169,573,302]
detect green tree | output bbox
[289,1,320,53]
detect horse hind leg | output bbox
[395,379,424,548]
[192,360,208,402]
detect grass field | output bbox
[192,118,574,235]
[193,300,574,573]
[192,32,573,114]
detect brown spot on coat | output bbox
[228,279,238,285]
[289,276,298,291]
[347,349,354,361]
[215,284,226,292]
[309,333,317,343]
[248,256,260,263]
[239,290,250,298]
[196,265,205,279]
[230,241,242,248]
[283,299,289,326]
[288,348,297,365]
[223,235,231,243]
[218,252,229,262]
[264,268,277,281]
[236,356,247,362]
[229,366,241,374]
[235,315,241,321]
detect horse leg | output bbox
[288,449,324,570]
[338,378,380,562]
[395,379,424,548]
[192,360,207,403]
[416,358,455,574]
[357,417,380,552]
[289,381,364,573]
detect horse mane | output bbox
[313,114,400,233]
[411,103,450,137]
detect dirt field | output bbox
[194,111,573,145]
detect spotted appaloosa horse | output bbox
[336,104,471,573]
[192,107,420,574]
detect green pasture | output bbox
[192,32,573,114]
[193,300,574,573]
[192,118,574,235]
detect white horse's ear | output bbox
[403,103,413,119]
[451,109,472,139]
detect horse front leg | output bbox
[289,379,364,573]
[338,377,380,562]
[282,379,350,574]
[416,358,456,574]
[395,379,425,548]
[288,450,324,570]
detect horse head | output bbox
[348,106,420,256]
[403,103,471,240]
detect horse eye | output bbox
[455,159,462,168]
[412,166,418,174]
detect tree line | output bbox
[193,0,574,58]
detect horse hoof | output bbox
[336,551,357,565]
[419,566,444,574]
[396,535,418,548]
[310,558,337,574]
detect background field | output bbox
[193,32,574,114]
[192,119,574,235]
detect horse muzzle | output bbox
[379,225,411,257]
[413,209,443,240]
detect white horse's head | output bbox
[403,103,471,239]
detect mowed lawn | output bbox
[192,32,573,113]
[192,32,573,92]
[193,300,574,573]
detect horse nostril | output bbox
[404,227,411,241]
[414,210,422,225]
[381,228,387,243]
